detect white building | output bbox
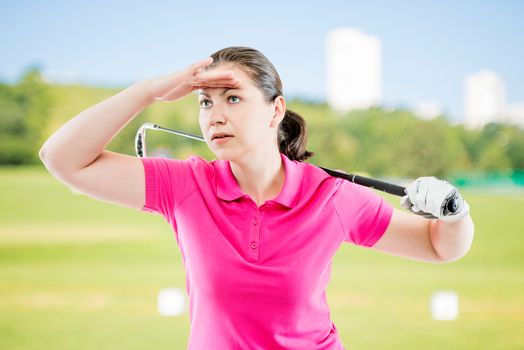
[326,28,382,112]
[463,70,507,129]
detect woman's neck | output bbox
[230,149,285,206]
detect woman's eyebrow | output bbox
[198,88,240,97]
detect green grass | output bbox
[1,165,523,349]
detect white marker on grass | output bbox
[430,290,459,320]
[157,287,186,316]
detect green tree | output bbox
[505,126,524,170]
[475,123,512,171]
[0,66,52,165]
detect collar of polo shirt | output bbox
[214,153,302,208]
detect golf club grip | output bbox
[318,166,459,214]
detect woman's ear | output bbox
[270,96,286,128]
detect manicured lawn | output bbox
[1,166,523,349]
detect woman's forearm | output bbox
[429,214,475,262]
[39,80,154,173]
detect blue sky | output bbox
[2,0,523,122]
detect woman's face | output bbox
[198,64,284,161]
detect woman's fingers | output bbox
[188,69,241,88]
[189,57,213,72]
[190,78,241,88]
[189,79,237,89]
[193,69,236,82]
[149,57,245,102]
[188,59,243,89]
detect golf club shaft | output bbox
[135,123,458,212]
[136,123,406,196]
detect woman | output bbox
[39,46,474,349]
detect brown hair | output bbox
[207,46,314,161]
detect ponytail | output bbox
[278,109,314,162]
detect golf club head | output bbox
[141,122,158,130]
[135,127,147,157]
[135,122,163,157]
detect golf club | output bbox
[135,122,459,215]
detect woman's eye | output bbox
[199,99,211,108]
[229,96,240,103]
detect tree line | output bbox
[1,68,523,179]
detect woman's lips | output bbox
[212,136,234,144]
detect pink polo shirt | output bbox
[140,152,393,350]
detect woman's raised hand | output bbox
[143,57,240,102]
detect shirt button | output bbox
[252,218,258,225]
[251,242,257,249]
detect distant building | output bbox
[464,70,507,129]
[326,28,382,112]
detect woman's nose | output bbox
[209,109,227,125]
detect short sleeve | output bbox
[331,178,394,247]
[139,156,197,224]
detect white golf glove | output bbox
[400,176,470,222]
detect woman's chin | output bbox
[210,149,236,161]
